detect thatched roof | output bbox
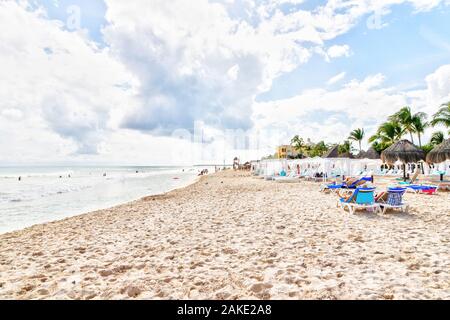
[323,145,354,159]
[339,152,354,159]
[381,140,425,164]
[357,149,380,159]
[323,145,339,158]
[426,138,450,164]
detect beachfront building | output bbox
[276,145,298,159]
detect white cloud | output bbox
[425,64,450,105]
[327,45,351,59]
[2,0,450,164]
[1,108,23,121]
[326,72,347,85]
[346,73,386,90]
[102,0,318,134]
[254,74,406,130]
[227,64,240,81]
[0,1,136,156]
[253,64,450,151]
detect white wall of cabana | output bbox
[253,158,383,179]
[425,160,450,176]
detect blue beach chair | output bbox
[338,187,380,214]
[322,177,371,193]
[405,185,438,195]
[377,187,409,214]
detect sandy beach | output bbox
[0,170,449,300]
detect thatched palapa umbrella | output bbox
[426,139,450,181]
[323,145,339,158]
[426,139,450,164]
[323,145,354,159]
[364,147,381,160]
[381,140,425,181]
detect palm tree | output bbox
[430,131,445,146]
[290,135,305,156]
[338,140,353,155]
[431,102,450,129]
[348,128,365,153]
[310,141,329,157]
[389,106,416,144]
[411,112,428,147]
[369,121,404,147]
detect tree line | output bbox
[284,102,450,159]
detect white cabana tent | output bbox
[255,157,383,182]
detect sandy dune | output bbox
[0,170,449,300]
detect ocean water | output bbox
[0,166,208,234]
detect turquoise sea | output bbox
[0,166,208,234]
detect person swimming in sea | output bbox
[18,176,21,181]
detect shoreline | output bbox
[0,172,203,236]
[1,171,449,299]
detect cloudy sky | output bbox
[1,0,450,165]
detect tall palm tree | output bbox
[369,121,404,151]
[348,128,365,153]
[389,106,416,144]
[290,135,305,156]
[431,102,450,129]
[310,141,329,157]
[430,131,445,146]
[411,112,428,147]
[338,140,352,155]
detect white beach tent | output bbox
[258,157,383,182]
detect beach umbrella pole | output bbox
[403,164,407,182]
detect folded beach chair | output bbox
[405,185,438,195]
[377,187,409,214]
[338,187,380,214]
[398,170,420,185]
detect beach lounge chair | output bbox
[338,187,380,214]
[273,170,300,183]
[377,187,409,214]
[405,185,438,195]
[296,169,309,179]
[398,170,420,185]
[322,177,371,192]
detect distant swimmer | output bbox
[103,173,107,177]
[18,176,21,181]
